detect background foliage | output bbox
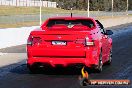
[46,0,132,11]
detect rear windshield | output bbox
[46,19,95,28]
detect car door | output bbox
[96,20,109,63]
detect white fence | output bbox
[0,0,56,8]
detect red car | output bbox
[27,17,113,73]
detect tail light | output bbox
[27,35,33,45]
[75,37,94,46]
[85,37,94,46]
[27,35,42,46]
[33,37,42,45]
[75,38,85,44]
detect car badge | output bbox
[57,36,62,39]
[68,25,74,28]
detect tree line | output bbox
[45,0,132,11]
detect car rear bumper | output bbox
[27,56,98,68]
[27,47,100,68]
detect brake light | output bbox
[27,36,42,46]
[33,37,42,45]
[27,35,33,45]
[75,38,85,44]
[85,37,94,46]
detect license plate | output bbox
[52,41,66,45]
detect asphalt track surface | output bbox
[0,24,132,88]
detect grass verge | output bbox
[0,21,39,28]
[0,6,131,28]
[0,6,88,16]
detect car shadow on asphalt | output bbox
[0,59,112,77]
[8,61,105,76]
[9,63,89,76]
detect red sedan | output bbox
[27,17,113,73]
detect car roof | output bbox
[48,16,94,20]
[41,16,97,28]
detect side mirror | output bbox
[105,30,113,35]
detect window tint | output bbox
[47,19,95,28]
[95,20,105,34]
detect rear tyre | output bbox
[28,66,37,74]
[28,64,40,74]
[95,52,103,73]
[106,49,112,65]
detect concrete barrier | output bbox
[99,16,132,28]
[0,26,39,49]
[0,16,132,49]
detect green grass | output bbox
[0,6,89,16]
[0,6,131,28]
[0,21,39,28]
